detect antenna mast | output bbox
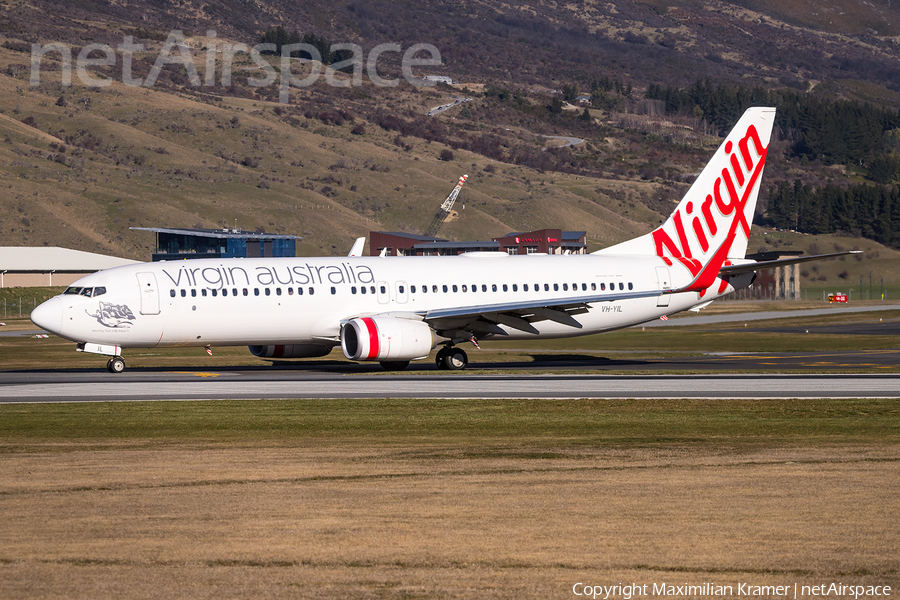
[424,174,468,238]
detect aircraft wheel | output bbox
[435,347,450,370]
[443,348,468,371]
[379,360,410,371]
[107,356,125,374]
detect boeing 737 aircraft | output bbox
[30,107,849,372]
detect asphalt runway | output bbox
[0,369,897,402]
[643,303,900,327]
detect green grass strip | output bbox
[1,398,897,448]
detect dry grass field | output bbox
[0,398,897,599]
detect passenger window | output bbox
[370,286,375,294]
[591,283,596,291]
[276,288,282,296]
[421,286,427,294]
[619,283,624,290]
[243,288,248,296]
[553,284,559,292]
[191,289,197,297]
[222,289,228,297]
[309,287,315,295]
[582,283,587,291]
[628,282,633,290]
[600,283,606,291]
[491,284,497,292]
[351,286,357,294]
[512,284,518,292]
[442,285,448,293]
[288,288,294,295]
[524,284,529,292]
[452,285,458,292]
[298,287,304,295]
[502,284,508,292]
[380,285,386,294]
[254,288,260,296]
[482,284,487,292]
[462,284,467,292]
[212,289,218,297]
[331,287,336,295]
[180,289,187,297]
[265,288,271,296]
[201,289,207,297]
[399,285,405,294]
[544,284,549,291]
[359,286,365,294]
[563,283,568,291]
[411,286,416,293]
[433,285,438,293]
[170,289,176,297]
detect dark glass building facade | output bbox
[130,228,298,261]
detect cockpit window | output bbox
[63,286,106,297]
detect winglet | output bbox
[348,237,366,257]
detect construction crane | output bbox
[424,174,468,238]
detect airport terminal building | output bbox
[131,227,299,261]
[369,229,587,257]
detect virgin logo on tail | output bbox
[653,118,770,292]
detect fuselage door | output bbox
[395,281,408,304]
[655,266,671,307]
[376,280,390,305]
[136,272,161,315]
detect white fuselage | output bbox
[34,252,742,350]
[30,107,775,370]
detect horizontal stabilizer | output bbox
[719,251,862,276]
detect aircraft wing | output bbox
[415,251,863,335]
[719,251,862,276]
[422,289,664,334]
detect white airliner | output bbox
[30,107,849,373]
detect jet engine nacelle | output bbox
[341,316,435,362]
[249,344,332,359]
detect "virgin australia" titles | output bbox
[161,261,377,289]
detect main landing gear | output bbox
[435,346,468,370]
[106,356,126,373]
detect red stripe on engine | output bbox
[362,317,379,360]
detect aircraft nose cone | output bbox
[31,296,63,334]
